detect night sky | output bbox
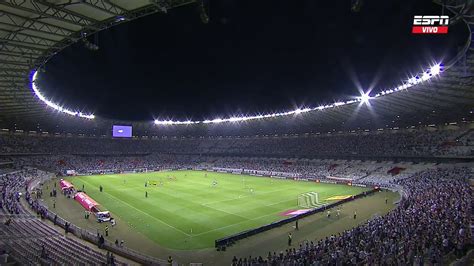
[37,0,469,121]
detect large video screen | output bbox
[112,125,132,138]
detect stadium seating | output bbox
[0,216,119,265]
[232,168,472,265]
[0,169,124,265]
[1,127,472,265]
[0,125,473,157]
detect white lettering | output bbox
[422,27,438,33]
[413,15,449,26]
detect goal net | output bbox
[297,192,320,208]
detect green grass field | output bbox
[65,170,369,250]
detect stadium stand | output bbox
[0,122,473,264]
[0,125,473,157]
[0,133,472,265]
[0,169,129,265]
[0,1,472,265]
[231,168,472,265]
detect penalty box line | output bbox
[80,179,191,237]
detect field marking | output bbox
[79,179,191,237]
[75,173,359,241]
[102,178,268,221]
[198,203,249,220]
[193,197,296,237]
[201,187,291,206]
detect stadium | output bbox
[0,0,473,265]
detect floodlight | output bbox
[115,16,126,22]
[359,92,371,104]
[430,64,441,75]
[31,70,95,119]
[421,72,430,81]
[228,117,240,122]
[151,61,444,126]
[407,77,415,84]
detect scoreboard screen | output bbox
[112,125,132,138]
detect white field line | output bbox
[80,178,316,238]
[193,197,296,237]
[80,179,191,237]
[201,188,291,206]
[198,203,249,220]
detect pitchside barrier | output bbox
[215,187,379,250]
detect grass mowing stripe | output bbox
[202,195,296,220]
[79,178,191,237]
[194,197,298,237]
[115,181,250,221]
[201,187,292,206]
[67,170,370,249]
[197,202,249,220]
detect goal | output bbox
[297,192,320,208]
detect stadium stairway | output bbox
[0,214,126,265]
[0,176,130,265]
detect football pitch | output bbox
[65,170,370,250]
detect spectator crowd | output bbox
[0,129,472,265]
[232,168,472,265]
[0,126,472,157]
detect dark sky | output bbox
[37,0,469,121]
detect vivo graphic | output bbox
[412,15,449,34]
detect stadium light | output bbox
[421,72,430,81]
[115,16,126,22]
[151,61,444,126]
[30,70,95,120]
[358,92,371,104]
[430,64,442,76]
[27,61,447,125]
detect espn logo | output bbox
[412,15,449,34]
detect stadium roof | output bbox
[0,0,196,122]
[0,0,473,136]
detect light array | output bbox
[155,63,443,125]
[373,64,443,97]
[30,70,95,119]
[28,62,442,124]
